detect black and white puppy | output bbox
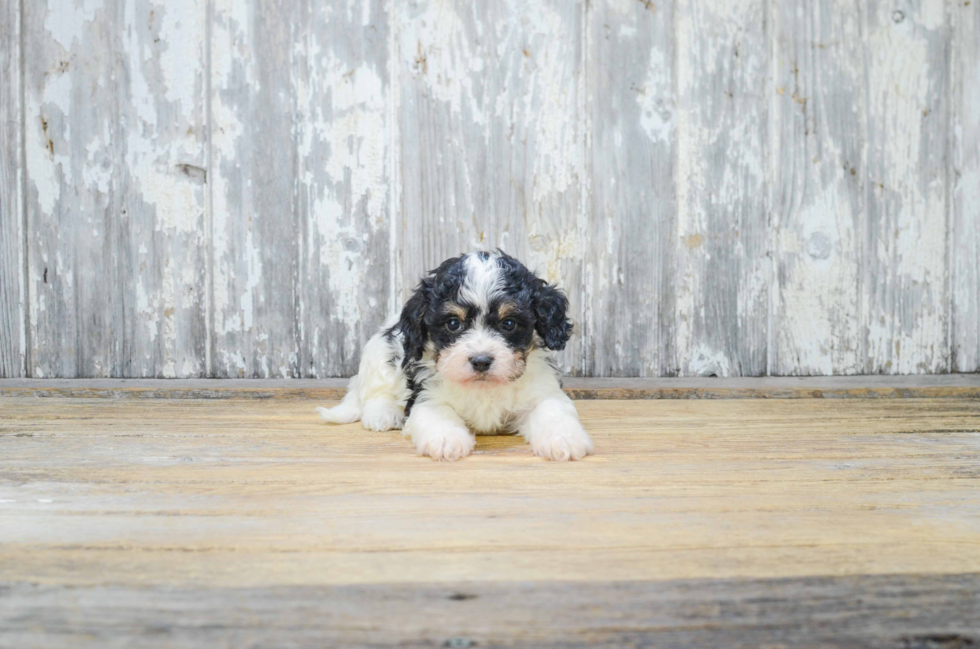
[317,251,594,462]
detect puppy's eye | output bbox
[501,318,517,332]
[446,318,462,332]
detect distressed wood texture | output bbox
[395,0,588,373]
[674,0,770,377]
[5,0,980,378]
[771,0,865,375]
[951,0,980,373]
[23,0,209,378]
[0,0,24,377]
[863,0,950,374]
[3,576,979,648]
[210,0,390,378]
[585,0,674,377]
[3,374,980,399]
[1,397,980,645]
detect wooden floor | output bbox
[2,395,980,647]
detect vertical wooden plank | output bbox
[585,0,674,377]
[210,0,300,377]
[295,0,391,378]
[210,0,391,379]
[24,0,209,377]
[674,0,769,376]
[863,0,949,374]
[950,0,980,372]
[0,0,25,377]
[771,0,865,375]
[395,0,587,373]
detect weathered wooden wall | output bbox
[0,0,977,378]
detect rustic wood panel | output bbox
[1,397,979,645]
[395,0,587,373]
[951,0,980,373]
[584,0,674,377]
[2,575,978,648]
[295,0,391,378]
[864,0,950,374]
[2,398,979,586]
[23,0,209,378]
[210,0,390,379]
[771,0,865,376]
[673,0,770,377]
[3,375,980,400]
[0,0,24,377]
[4,0,980,378]
[209,0,301,378]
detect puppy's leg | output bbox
[520,395,594,461]
[361,398,405,431]
[317,324,408,429]
[404,402,475,461]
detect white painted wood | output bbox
[951,0,980,373]
[863,0,950,374]
[0,0,24,377]
[673,0,770,377]
[23,0,209,378]
[585,0,674,377]
[771,0,865,375]
[295,0,392,378]
[394,0,587,373]
[209,0,390,378]
[5,0,980,378]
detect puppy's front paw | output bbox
[530,420,594,461]
[416,425,476,462]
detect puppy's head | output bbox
[397,251,572,388]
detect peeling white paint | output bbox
[637,45,673,144]
[12,0,979,379]
[43,0,101,49]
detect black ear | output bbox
[397,279,431,365]
[533,282,572,351]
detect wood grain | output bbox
[863,0,950,374]
[674,0,770,377]
[1,397,979,645]
[585,0,674,377]
[294,0,391,378]
[0,0,24,378]
[209,0,391,379]
[2,575,978,648]
[209,0,301,378]
[23,0,210,378]
[1,397,979,586]
[395,0,587,373]
[5,0,980,378]
[3,375,980,400]
[951,0,980,373]
[771,0,865,375]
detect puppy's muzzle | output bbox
[469,354,494,373]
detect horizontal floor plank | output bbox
[2,397,979,646]
[2,374,980,399]
[2,574,979,648]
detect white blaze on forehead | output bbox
[458,253,504,312]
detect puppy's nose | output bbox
[469,354,494,373]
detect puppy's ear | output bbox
[398,280,431,364]
[533,282,573,351]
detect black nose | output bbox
[469,355,494,373]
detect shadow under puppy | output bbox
[317,251,594,462]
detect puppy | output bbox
[317,251,594,462]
